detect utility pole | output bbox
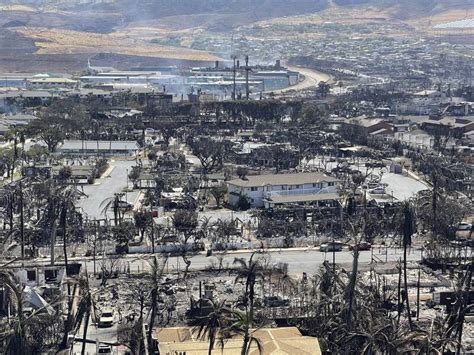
[150,213,155,254]
[245,55,250,100]
[93,220,98,275]
[416,268,420,321]
[19,181,24,259]
[232,55,237,101]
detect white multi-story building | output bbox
[227,172,340,209]
[395,128,435,150]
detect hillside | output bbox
[0,0,471,72]
[1,0,472,24]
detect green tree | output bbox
[112,221,135,252]
[28,98,87,152]
[189,137,226,174]
[210,185,227,207]
[134,210,152,242]
[237,195,251,211]
[236,167,248,180]
[173,210,199,278]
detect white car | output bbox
[98,309,114,328]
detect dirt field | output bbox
[13,27,220,62]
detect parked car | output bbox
[450,240,467,248]
[457,223,472,231]
[98,309,114,328]
[369,187,385,194]
[319,242,344,252]
[264,296,290,307]
[98,344,112,353]
[366,161,385,168]
[116,201,133,210]
[465,312,474,323]
[349,242,372,251]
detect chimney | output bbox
[237,60,240,69]
[215,60,219,69]
[276,59,281,69]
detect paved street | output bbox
[77,160,139,221]
[75,247,422,276]
[269,65,334,94]
[72,314,119,355]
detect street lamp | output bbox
[126,168,129,202]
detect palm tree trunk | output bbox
[346,248,359,331]
[208,334,215,355]
[147,288,157,352]
[50,222,57,266]
[81,308,90,355]
[9,196,13,233]
[60,283,77,349]
[404,241,413,329]
[19,186,24,259]
[241,329,250,355]
[183,255,191,279]
[432,178,437,239]
[151,220,155,253]
[397,262,402,325]
[62,205,69,279]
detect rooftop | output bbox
[422,116,474,129]
[28,78,77,84]
[266,192,340,204]
[408,129,430,136]
[347,117,387,127]
[228,172,339,188]
[156,326,321,355]
[58,140,139,151]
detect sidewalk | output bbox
[101,165,115,178]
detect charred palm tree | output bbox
[233,253,263,312]
[401,201,416,330]
[100,193,126,226]
[229,309,263,355]
[146,255,166,353]
[0,271,57,354]
[190,299,232,355]
[233,253,264,354]
[73,275,94,355]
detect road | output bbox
[78,247,422,277]
[72,314,119,355]
[267,65,333,94]
[66,246,421,354]
[77,160,139,221]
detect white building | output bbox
[395,128,435,150]
[57,140,140,156]
[227,172,340,209]
[27,77,78,89]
